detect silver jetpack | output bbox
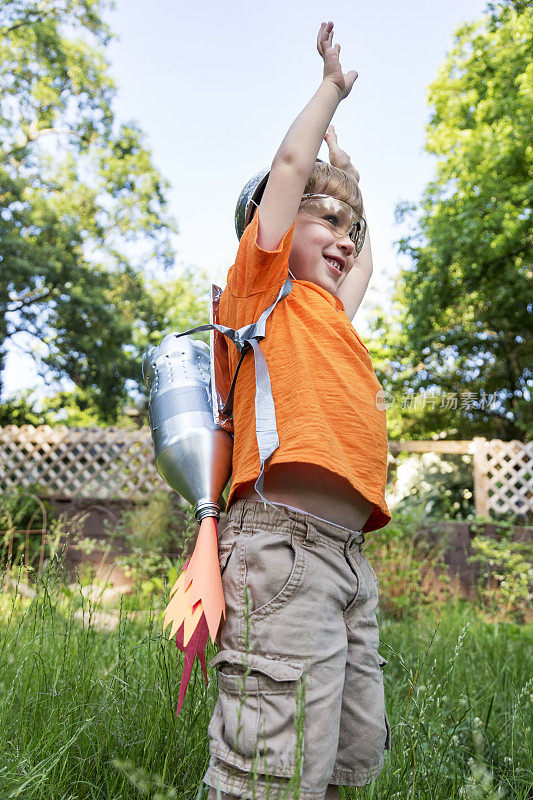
[142,286,234,521]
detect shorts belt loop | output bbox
[304,517,316,543]
[345,530,365,554]
[239,501,247,530]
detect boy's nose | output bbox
[335,233,355,255]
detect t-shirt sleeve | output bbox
[226,212,296,298]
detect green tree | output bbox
[0,0,208,424]
[378,0,532,441]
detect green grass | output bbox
[0,560,531,800]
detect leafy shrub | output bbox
[467,518,533,622]
[0,486,56,572]
[106,491,196,587]
[392,452,475,520]
[365,503,451,619]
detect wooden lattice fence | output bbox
[475,438,533,517]
[389,437,532,519]
[0,424,165,500]
[0,426,532,519]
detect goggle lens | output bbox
[299,195,366,255]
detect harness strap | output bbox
[174,275,293,509]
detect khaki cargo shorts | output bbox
[203,499,391,800]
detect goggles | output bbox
[299,194,366,256]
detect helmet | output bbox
[234,159,326,241]
[234,167,270,241]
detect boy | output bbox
[204,21,391,800]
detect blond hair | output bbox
[304,161,363,216]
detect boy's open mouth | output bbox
[324,256,344,275]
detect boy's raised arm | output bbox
[256,22,358,252]
[336,219,373,320]
[324,125,373,320]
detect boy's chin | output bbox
[317,277,339,295]
[288,267,340,294]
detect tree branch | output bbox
[1,7,57,34]
[7,290,55,312]
[4,126,83,159]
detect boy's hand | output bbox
[324,124,360,181]
[317,21,358,101]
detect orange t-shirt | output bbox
[219,213,391,533]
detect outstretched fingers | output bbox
[324,125,360,181]
[317,20,334,56]
[317,21,358,100]
[345,69,358,91]
[325,123,337,141]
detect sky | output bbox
[3,0,491,402]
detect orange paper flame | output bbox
[163,516,226,714]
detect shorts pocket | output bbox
[218,542,236,576]
[362,552,380,587]
[244,530,305,618]
[218,521,240,575]
[342,557,362,618]
[208,649,304,777]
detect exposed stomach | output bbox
[231,462,374,532]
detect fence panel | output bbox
[482,438,533,518]
[0,424,166,499]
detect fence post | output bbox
[472,436,488,517]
